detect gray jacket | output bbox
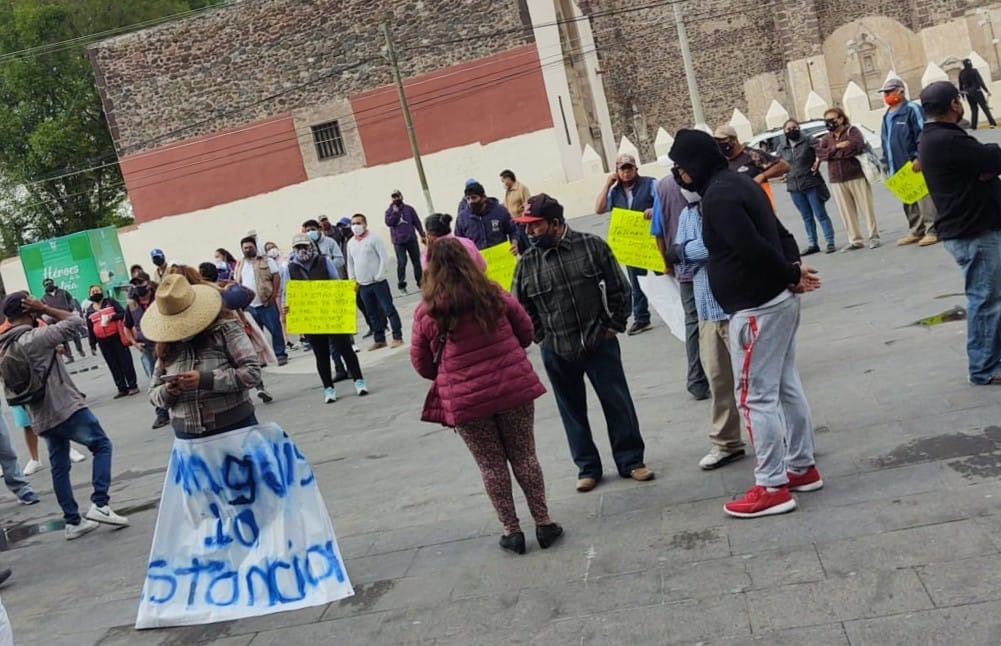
[0,316,87,433]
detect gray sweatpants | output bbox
[729,292,816,487]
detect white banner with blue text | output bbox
[135,423,353,628]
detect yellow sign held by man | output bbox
[884,161,930,204]
[482,242,517,292]
[607,208,664,273]
[285,280,358,334]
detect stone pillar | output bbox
[653,128,674,159]
[765,100,791,129]
[729,109,754,141]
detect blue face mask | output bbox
[528,225,558,249]
[307,230,320,242]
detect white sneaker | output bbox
[85,503,129,527]
[69,448,86,463]
[22,459,44,475]
[354,379,368,396]
[324,387,336,404]
[65,518,99,540]
[698,447,746,470]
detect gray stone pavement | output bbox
[3,131,1001,645]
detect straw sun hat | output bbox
[140,274,222,343]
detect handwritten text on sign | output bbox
[482,242,517,292]
[883,161,930,204]
[607,208,664,273]
[285,280,357,335]
[135,423,353,628]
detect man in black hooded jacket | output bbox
[669,129,822,519]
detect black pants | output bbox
[97,337,137,393]
[309,334,362,388]
[394,237,422,290]
[968,90,997,129]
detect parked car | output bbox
[746,119,882,157]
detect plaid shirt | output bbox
[513,227,631,360]
[149,318,262,436]
[675,204,728,322]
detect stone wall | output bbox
[89,0,532,155]
[582,0,992,157]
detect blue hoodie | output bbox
[881,100,925,174]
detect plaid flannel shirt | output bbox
[513,228,631,360]
[149,318,262,435]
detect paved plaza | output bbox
[3,134,1001,644]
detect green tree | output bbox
[0,0,225,256]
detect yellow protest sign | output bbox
[884,161,930,204]
[285,280,358,334]
[607,208,664,273]
[482,242,516,291]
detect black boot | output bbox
[499,531,526,555]
[536,523,564,549]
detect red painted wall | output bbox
[120,115,307,222]
[351,44,553,166]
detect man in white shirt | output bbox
[235,234,288,365]
[346,214,403,350]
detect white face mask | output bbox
[679,188,701,204]
[267,248,280,259]
[351,224,366,236]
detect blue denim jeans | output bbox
[541,337,646,478]
[626,266,650,325]
[943,230,1001,384]
[359,280,403,343]
[249,302,288,361]
[41,408,113,525]
[789,188,835,247]
[0,414,32,501]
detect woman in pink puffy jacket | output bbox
[411,239,562,555]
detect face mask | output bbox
[134,285,149,298]
[671,167,697,193]
[528,224,559,249]
[91,291,103,300]
[242,248,256,259]
[718,141,734,156]
[470,200,486,214]
[883,93,903,107]
[351,224,366,237]
[824,119,839,132]
[307,230,320,242]
[679,188,701,204]
[152,255,165,267]
[44,285,55,293]
[267,248,280,259]
[392,198,402,205]
[785,128,802,142]
[295,247,316,262]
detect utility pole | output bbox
[674,2,704,125]
[382,20,435,216]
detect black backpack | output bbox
[0,327,57,406]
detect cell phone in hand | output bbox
[161,374,182,383]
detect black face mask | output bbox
[786,128,802,142]
[824,119,839,132]
[91,291,103,301]
[134,285,149,298]
[152,255,165,267]
[243,248,257,259]
[392,198,402,205]
[672,167,697,192]
[470,201,486,214]
[44,285,56,293]
[718,141,734,156]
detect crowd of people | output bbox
[0,77,998,565]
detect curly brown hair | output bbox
[421,238,504,336]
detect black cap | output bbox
[2,291,29,319]
[919,81,960,114]
[464,181,486,198]
[514,194,564,223]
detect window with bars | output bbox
[311,120,345,160]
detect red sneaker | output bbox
[787,466,823,492]
[724,485,796,518]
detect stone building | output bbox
[581,0,1001,157]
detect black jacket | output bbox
[669,129,801,314]
[918,120,1001,241]
[776,138,824,192]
